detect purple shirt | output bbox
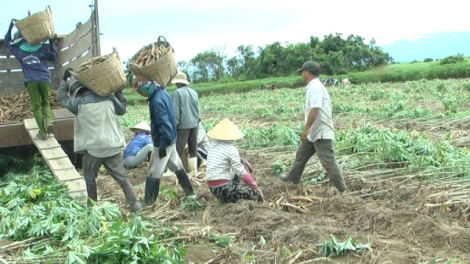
[7,44,57,83]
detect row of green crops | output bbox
[122,61,470,102]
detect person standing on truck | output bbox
[4,19,57,140]
[58,69,142,212]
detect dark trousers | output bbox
[288,139,346,191]
[209,175,262,203]
[83,153,128,184]
[176,127,198,159]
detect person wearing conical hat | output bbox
[132,75,196,207]
[171,72,200,174]
[123,121,153,168]
[206,119,264,203]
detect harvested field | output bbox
[2,79,470,263]
[104,79,470,263]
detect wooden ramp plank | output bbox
[48,157,75,172]
[24,118,39,130]
[70,191,87,201]
[55,169,84,182]
[41,147,69,160]
[24,119,87,200]
[27,129,61,150]
[65,179,87,193]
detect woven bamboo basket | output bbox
[15,6,55,44]
[129,36,177,87]
[70,49,127,97]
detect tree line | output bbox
[127,33,395,85]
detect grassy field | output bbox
[2,78,470,263]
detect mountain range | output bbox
[380,31,470,63]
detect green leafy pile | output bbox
[317,235,370,257]
[271,160,287,176]
[180,195,204,211]
[0,164,185,264]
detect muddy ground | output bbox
[96,149,470,264]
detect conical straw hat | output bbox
[207,118,244,141]
[130,121,151,132]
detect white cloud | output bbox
[7,0,468,64]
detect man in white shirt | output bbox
[280,61,346,193]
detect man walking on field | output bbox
[279,61,346,193]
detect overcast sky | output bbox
[1,0,469,63]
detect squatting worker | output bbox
[123,121,153,168]
[206,118,264,203]
[132,75,195,207]
[279,61,346,193]
[58,69,142,212]
[171,72,200,173]
[5,19,57,140]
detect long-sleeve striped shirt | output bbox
[206,140,247,181]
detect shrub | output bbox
[440,54,465,65]
[423,58,433,62]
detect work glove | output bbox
[49,34,57,50]
[114,90,125,101]
[7,19,16,35]
[159,148,167,159]
[62,68,72,81]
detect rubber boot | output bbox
[175,169,195,196]
[143,177,160,207]
[187,157,198,173]
[119,179,142,212]
[85,179,98,207]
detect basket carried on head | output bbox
[129,36,177,87]
[15,6,55,44]
[70,48,127,97]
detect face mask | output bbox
[19,42,43,52]
[137,81,156,97]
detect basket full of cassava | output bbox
[15,5,55,44]
[129,36,177,87]
[70,48,127,97]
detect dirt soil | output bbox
[95,150,470,264]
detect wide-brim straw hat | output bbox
[130,121,151,132]
[170,72,190,85]
[207,118,244,141]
